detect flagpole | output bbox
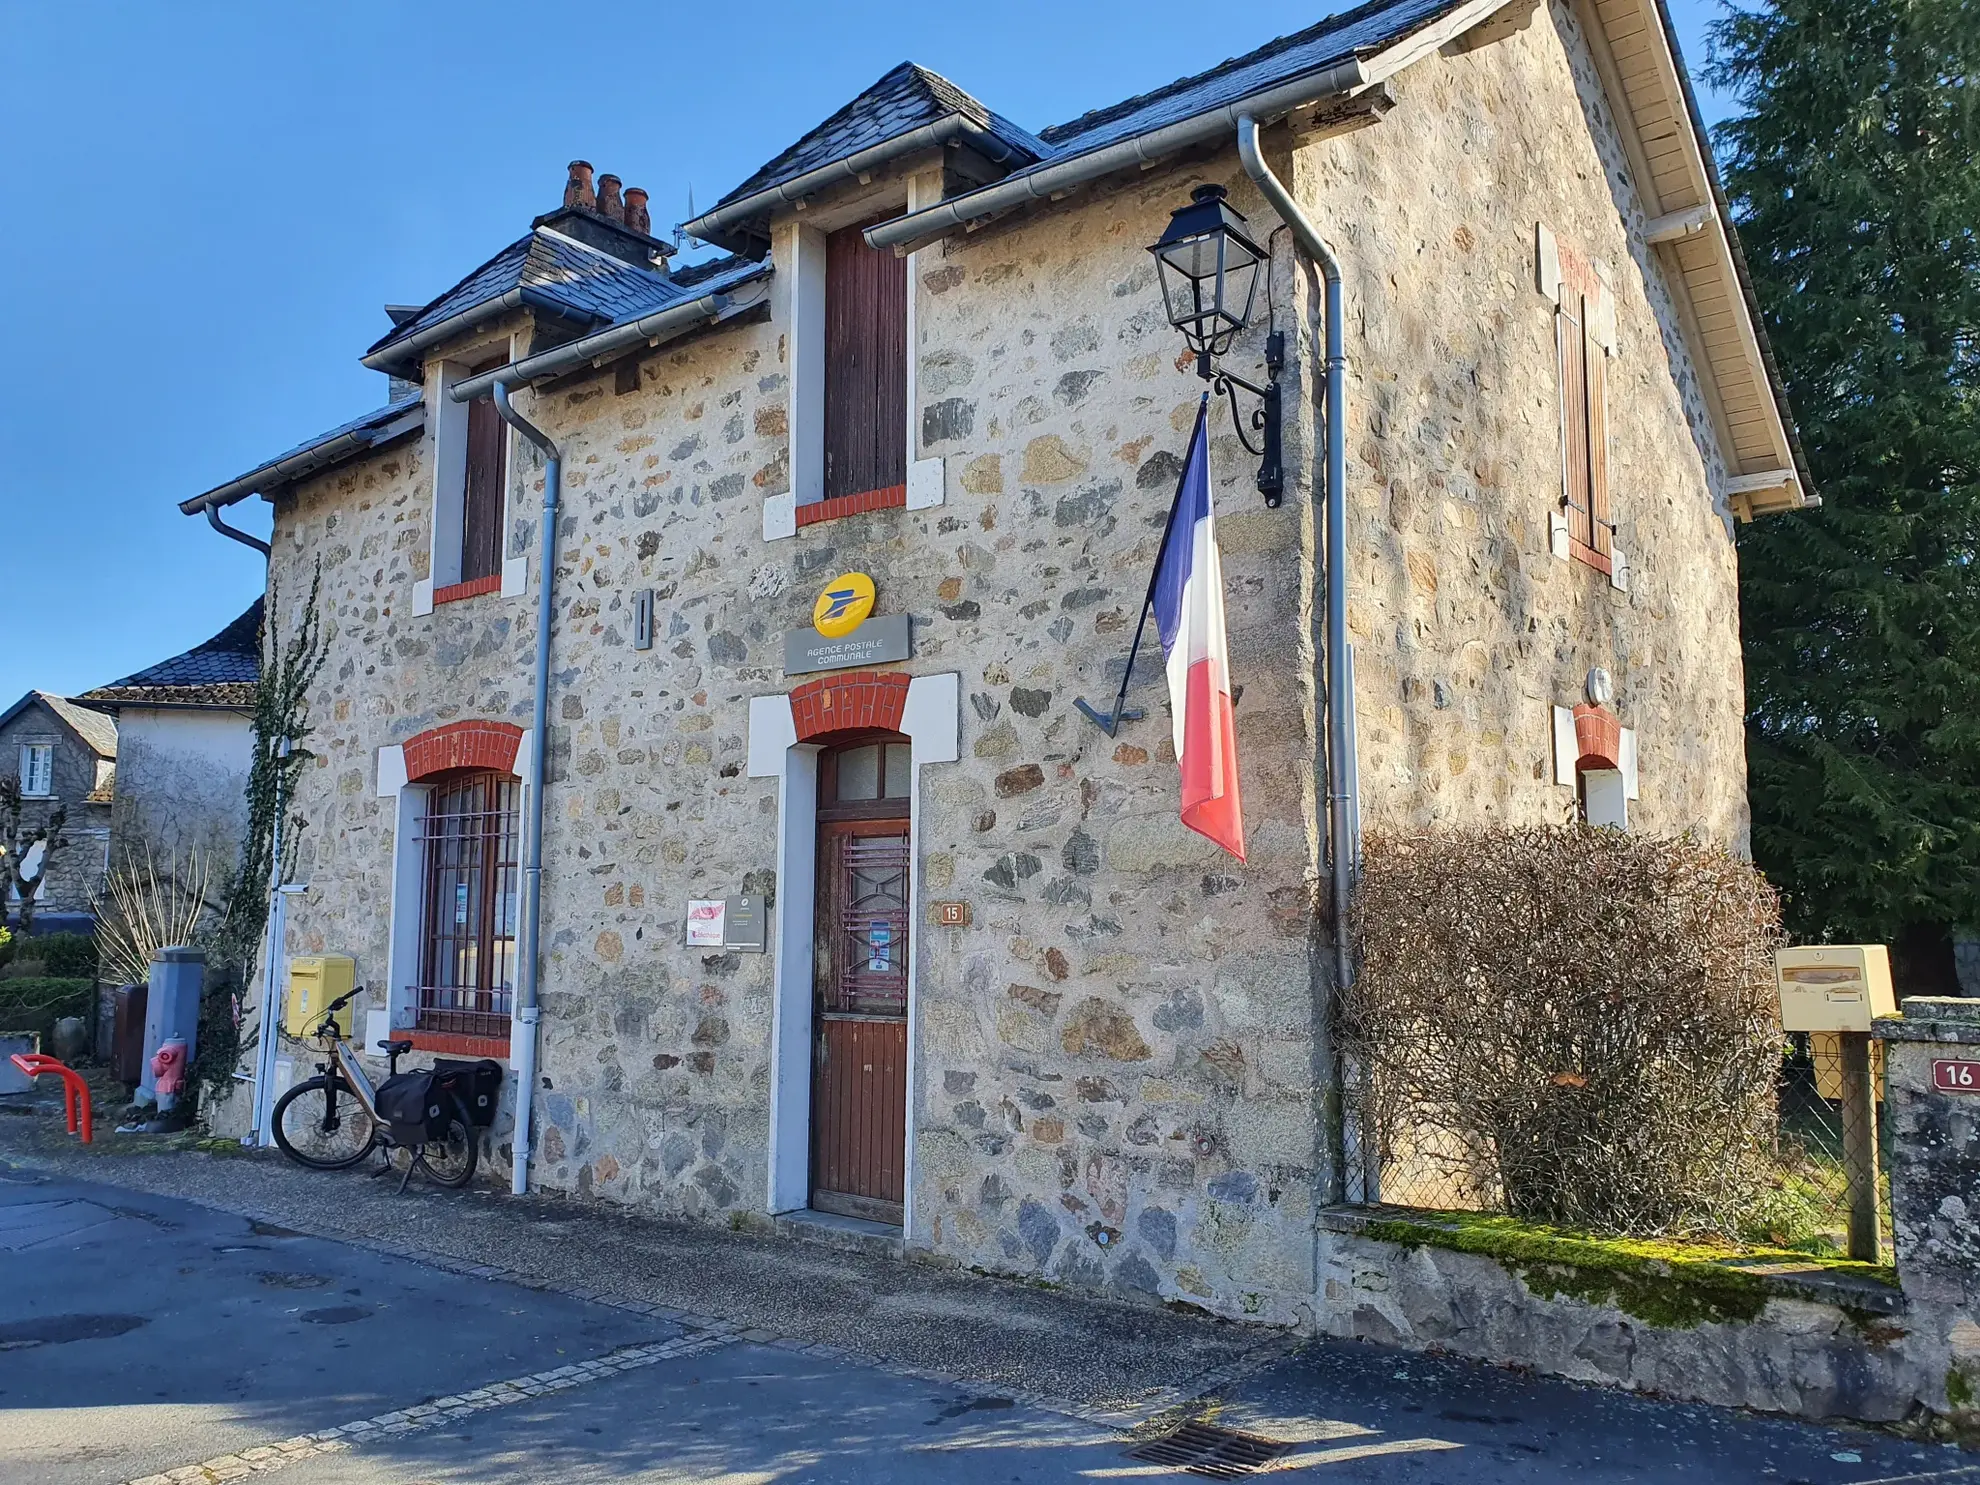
[1092,394,1209,737]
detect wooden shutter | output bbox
[823,220,907,503]
[1584,299,1612,563]
[461,357,507,584]
[1557,291,1594,556]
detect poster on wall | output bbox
[686,899,727,948]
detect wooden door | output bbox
[810,737,912,1224]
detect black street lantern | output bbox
[1148,183,1284,507]
[1149,184,1268,362]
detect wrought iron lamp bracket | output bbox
[1195,332,1285,507]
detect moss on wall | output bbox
[1360,1209,1898,1330]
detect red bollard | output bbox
[9,1054,92,1143]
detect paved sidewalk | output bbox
[4,1122,1975,1483]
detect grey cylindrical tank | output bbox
[140,946,204,1106]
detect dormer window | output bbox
[423,349,512,608]
[821,219,907,516]
[460,356,508,587]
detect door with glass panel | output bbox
[811,734,911,1225]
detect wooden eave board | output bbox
[1577,0,1799,493]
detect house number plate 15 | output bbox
[1932,1059,1980,1093]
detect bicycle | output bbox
[270,985,479,1191]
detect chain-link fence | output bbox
[1356,1035,1893,1256]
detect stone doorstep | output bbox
[1316,1207,1909,1317]
[773,1207,907,1260]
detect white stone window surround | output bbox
[746,672,960,1237]
[18,741,53,798]
[374,731,534,1043]
[764,172,946,543]
[412,334,530,615]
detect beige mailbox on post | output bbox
[1774,945,1896,1032]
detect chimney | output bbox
[596,174,625,223]
[534,162,672,270]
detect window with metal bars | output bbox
[414,770,519,1038]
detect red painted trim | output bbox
[1572,702,1622,772]
[407,1029,510,1059]
[402,719,524,781]
[433,573,503,605]
[794,484,907,528]
[789,670,911,742]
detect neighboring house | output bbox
[174,0,1811,1324]
[77,600,261,872]
[0,692,115,935]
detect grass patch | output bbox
[1356,1207,1898,1331]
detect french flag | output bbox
[1152,400,1246,861]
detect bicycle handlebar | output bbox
[307,985,365,1039]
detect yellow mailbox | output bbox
[285,955,356,1038]
[1774,945,1896,1033]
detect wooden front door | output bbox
[811,737,912,1225]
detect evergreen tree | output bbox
[1710,0,1980,991]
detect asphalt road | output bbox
[2,1152,1975,1484]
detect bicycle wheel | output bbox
[418,1101,479,1188]
[272,1075,379,1170]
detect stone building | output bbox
[78,599,262,872]
[178,0,1809,1324]
[0,692,115,935]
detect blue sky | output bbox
[0,0,1732,706]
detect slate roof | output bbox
[712,62,1049,214]
[181,396,425,513]
[77,600,263,711]
[0,692,118,759]
[1035,0,1464,159]
[366,226,683,370]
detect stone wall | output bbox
[252,0,1752,1327]
[1287,0,1748,845]
[111,707,254,868]
[0,701,109,926]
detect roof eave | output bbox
[179,403,425,514]
[450,266,774,401]
[684,113,1033,253]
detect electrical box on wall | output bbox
[285,955,356,1038]
[1775,945,1896,1032]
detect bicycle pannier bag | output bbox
[375,1069,448,1144]
[432,1058,504,1128]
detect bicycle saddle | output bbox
[378,1038,414,1056]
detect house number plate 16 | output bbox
[1932,1059,1980,1093]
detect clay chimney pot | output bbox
[596,174,625,223]
[564,160,596,211]
[623,187,651,236]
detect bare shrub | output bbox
[92,841,214,990]
[1343,826,1784,1236]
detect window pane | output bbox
[837,745,880,801]
[883,743,911,799]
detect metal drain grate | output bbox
[1125,1421,1294,1478]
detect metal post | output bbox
[249,737,289,1145]
[1839,1029,1882,1263]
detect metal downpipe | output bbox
[487,380,561,1197]
[1236,114,1355,1204]
[205,502,273,557]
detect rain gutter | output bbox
[360,286,592,376]
[684,115,1036,251]
[863,57,1367,254]
[450,279,767,402]
[178,403,425,515]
